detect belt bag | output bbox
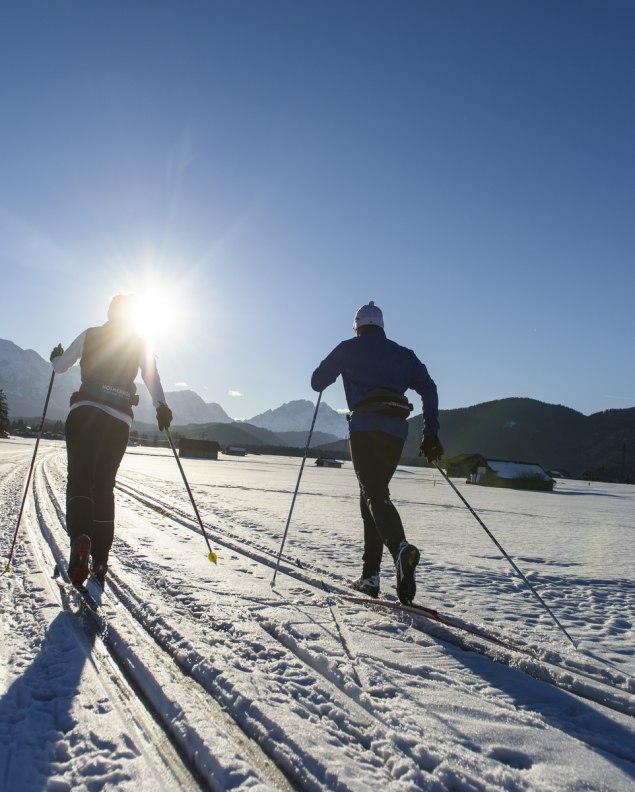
[71,380,140,411]
[349,388,413,420]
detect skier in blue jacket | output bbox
[311,301,443,604]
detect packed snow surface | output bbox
[1,437,634,791]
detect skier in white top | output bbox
[51,293,173,585]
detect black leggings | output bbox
[65,406,129,565]
[349,430,406,577]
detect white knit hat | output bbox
[353,300,384,331]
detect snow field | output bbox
[1,438,634,790]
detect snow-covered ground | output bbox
[1,436,634,791]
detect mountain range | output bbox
[0,339,348,441]
[2,338,634,479]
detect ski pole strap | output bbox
[433,462,577,648]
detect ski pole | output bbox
[5,371,56,572]
[272,391,322,586]
[432,461,577,648]
[164,427,218,564]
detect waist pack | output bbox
[348,388,413,421]
[71,379,139,412]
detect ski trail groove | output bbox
[33,458,298,791]
[41,456,456,788]
[113,472,635,716]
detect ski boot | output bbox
[91,562,108,585]
[68,534,91,586]
[350,574,380,599]
[395,541,420,605]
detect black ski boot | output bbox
[91,562,108,585]
[395,541,420,604]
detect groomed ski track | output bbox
[114,465,635,716]
[24,449,296,792]
[3,443,635,791]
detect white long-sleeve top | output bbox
[51,330,168,427]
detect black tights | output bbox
[349,430,406,577]
[65,406,129,565]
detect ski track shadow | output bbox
[0,611,97,790]
[552,490,626,499]
[448,644,635,775]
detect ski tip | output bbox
[4,563,11,573]
[208,551,218,564]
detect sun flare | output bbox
[133,291,178,347]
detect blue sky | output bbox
[1,1,634,421]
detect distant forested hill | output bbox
[318,397,635,481]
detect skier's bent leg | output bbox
[65,407,101,543]
[66,495,94,543]
[359,492,383,577]
[92,412,129,565]
[351,430,406,559]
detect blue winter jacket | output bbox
[311,326,439,440]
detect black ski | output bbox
[337,592,532,655]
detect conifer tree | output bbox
[0,389,9,438]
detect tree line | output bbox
[0,389,9,438]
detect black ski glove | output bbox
[420,435,444,463]
[50,344,64,361]
[156,403,173,431]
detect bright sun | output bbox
[133,292,176,346]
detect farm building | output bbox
[546,468,572,479]
[179,438,220,460]
[446,453,554,492]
